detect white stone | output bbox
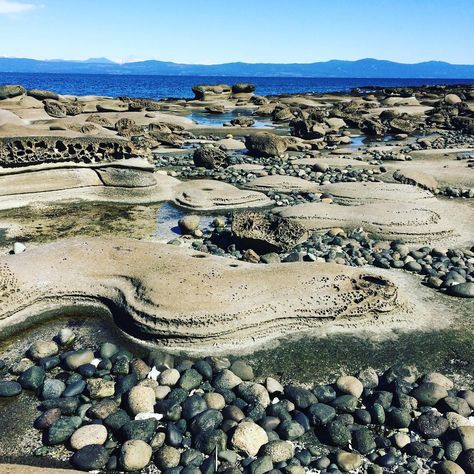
[13,242,26,254]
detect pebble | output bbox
[336,451,363,472]
[159,368,181,386]
[120,439,152,471]
[0,380,22,397]
[46,417,81,445]
[438,460,466,474]
[179,215,200,234]
[70,424,108,450]
[41,379,66,399]
[231,421,269,456]
[121,418,158,442]
[262,440,295,462]
[411,382,449,406]
[422,372,454,390]
[203,392,226,410]
[87,378,115,399]
[266,377,284,395]
[127,385,155,415]
[5,335,474,474]
[155,445,181,470]
[13,242,26,254]
[458,426,474,450]
[393,432,411,448]
[230,360,254,380]
[34,408,61,430]
[71,444,110,471]
[18,366,45,390]
[65,349,94,370]
[336,375,364,398]
[58,328,75,345]
[28,340,59,360]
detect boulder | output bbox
[445,94,462,105]
[360,118,387,136]
[0,85,26,100]
[232,211,308,253]
[245,133,288,157]
[232,83,256,94]
[389,118,419,134]
[205,104,225,114]
[27,89,59,101]
[192,84,232,101]
[44,100,67,118]
[290,119,327,139]
[230,116,255,127]
[193,146,228,169]
[273,107,295,122]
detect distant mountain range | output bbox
[1,57,474,79]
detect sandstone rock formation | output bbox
[245,133,288,157]
[318,182,436,206]
[232,211,309,252]
[0,136,140,167]
[275,201,457,245]
[245,175,319,194]
[0,85,26,100]
[192,85,232,101]
[173,180,272,211]
[0,238,405,351]
[193,146,228,169]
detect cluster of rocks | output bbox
[406,131,474,152]
[441,187,474,199]
[192,83,255,102]
[154,147,382,192]
[174,215,474,298]
[1,333,474,473]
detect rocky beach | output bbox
[0,80,473,474]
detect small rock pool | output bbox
[187,108,273,128]
[154,202,219,242]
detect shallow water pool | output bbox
[187,108,273,128]
[154,202,222,241]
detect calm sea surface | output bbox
[0,73,472,99]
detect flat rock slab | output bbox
[0,168,103,196]
[275,201,457,245]
[244,175,319,193]
[318,182,436,206]
[0,171,179,210]
[173,179,273,211]
[0,238,407,351]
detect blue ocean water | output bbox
[0,72,472,100]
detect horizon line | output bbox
[1,56,474,67]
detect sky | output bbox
[0,0,473,65]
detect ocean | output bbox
[0,73,472,100]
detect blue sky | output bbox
[0,0,473,64]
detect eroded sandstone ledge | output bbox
[0,136,140,167]
[0,238,411,351]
